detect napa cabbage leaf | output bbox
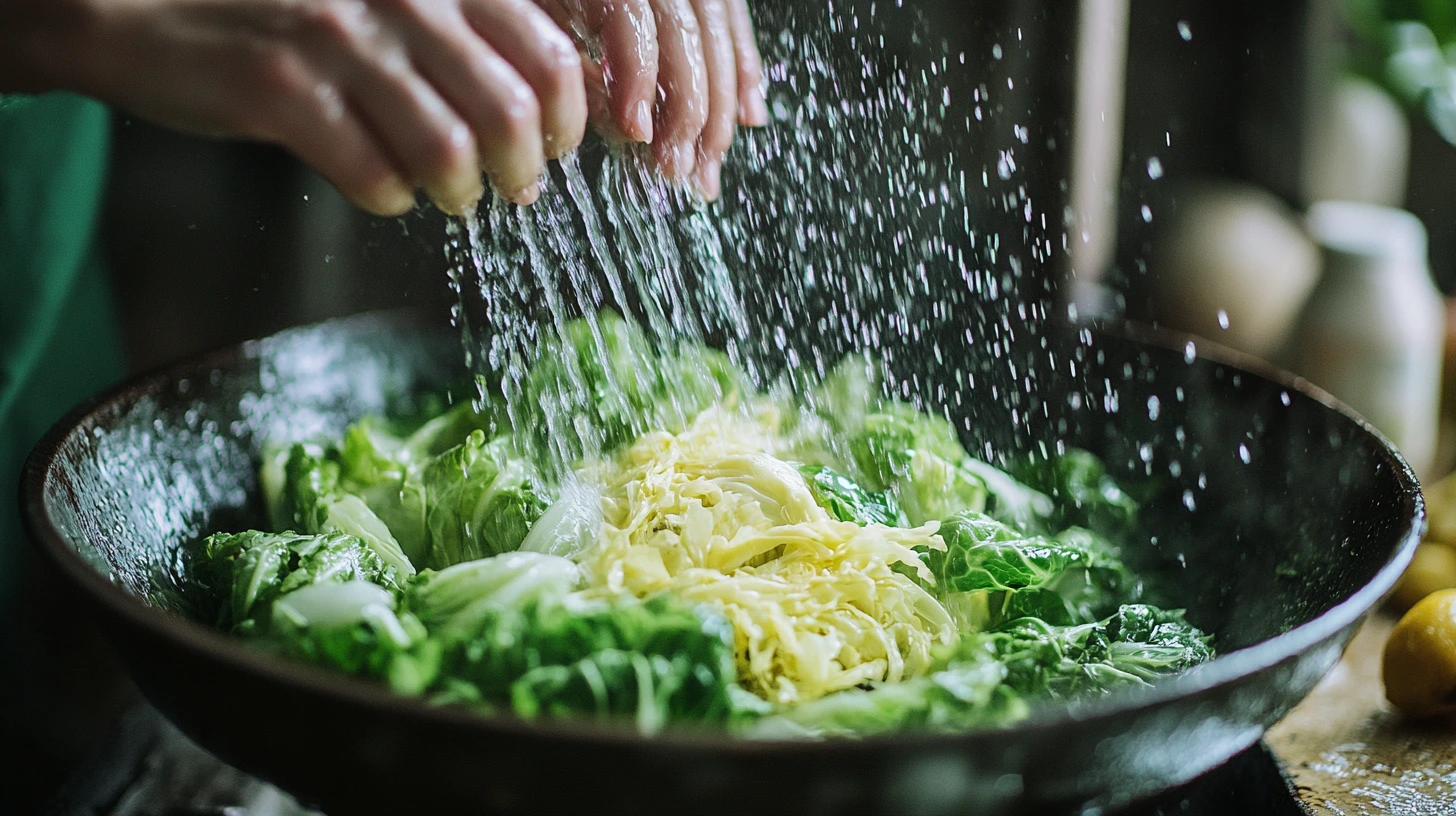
[435,595,745,734]
[406,551,580,640]
[798,465,907,527]
[422,430,550,569]
[1014,448,1139,540]
[933,512,1140,628]
[193,530,404,632]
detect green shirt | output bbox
[0,92,121,444]
[1,90,123,511]
[0,91,125,799]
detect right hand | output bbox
[2,0,591,214]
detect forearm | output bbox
[0,0,95,94]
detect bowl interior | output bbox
[28,312,1419,706]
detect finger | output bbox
[346,53,485,214]
[648,0,709,178]
[405,10,544,202]
[464,0,586,160]
[687,0,735,199]
[232,55,416,215]
[576,0,659,142]
[725,0,767,126]
[292,2,484,214]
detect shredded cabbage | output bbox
[577,406,956,704]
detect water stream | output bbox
[444,2,1064,474]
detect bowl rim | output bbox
[19,311,1425,756]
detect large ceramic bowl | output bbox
[22,312,1421,815]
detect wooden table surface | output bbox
[1267,613,1456,815]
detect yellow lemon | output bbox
[1384,589,1456,718]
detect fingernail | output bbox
[746,90,770,127]
[695,158,722,200]
[375,177,417,216]
[629,100,654,143]
[507,180,542,206]
[657,141,696,179]
[438,179,485,216]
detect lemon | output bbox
[1384,588,1456,718]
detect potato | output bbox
[1391,543,1456,613]
[1425,474,1456,546]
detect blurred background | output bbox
[29,0,1456,806]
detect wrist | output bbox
[0,0,100,94]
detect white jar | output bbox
[1286,202,1445,478]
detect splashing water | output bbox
[446,2,1068,476]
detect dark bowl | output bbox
[22,311,1421,815]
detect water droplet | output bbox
[1147,395,1161,420]
[1182,490,1197,511]
[1217,310,1229,330]
[992,43,1003,60]
[1141,204,1153,223]
[1238,444,1251,464]
[1184,342,1197,364]
[1177,21,1192,40]
[1280,391,1292,407]
[1139,443,1154,463]
[1147,157,1164,179]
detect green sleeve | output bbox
[0,92,122,431]
[0,92,126,792]
[0,92,123,572]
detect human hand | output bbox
[541,0,767,199]
[2,0,587,214]
[0,0,765,212]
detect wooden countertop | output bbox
[1267,613,1456,814]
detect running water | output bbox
[445,2,1067,475]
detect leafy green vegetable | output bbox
[266,580,442,694]
[799,465,907,526]
[422,430,550,569]
[407,552,580,640]
[983,605,1213,699]
[743,649,1026,739]
[194,530,403,632]
[1014,449,1138,540]
[395,400,497,463]
[803,352,889,436]
[838,407,990,526]
[955,458,1055,535]
[746,602,1212,738]
[277,445,416,576]
[518,312,751,466]
[518,477,604,558]
[934,513,1091,593]
[437,595,744,734]
[932,513,1139,628]
[191,322,1216,740]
